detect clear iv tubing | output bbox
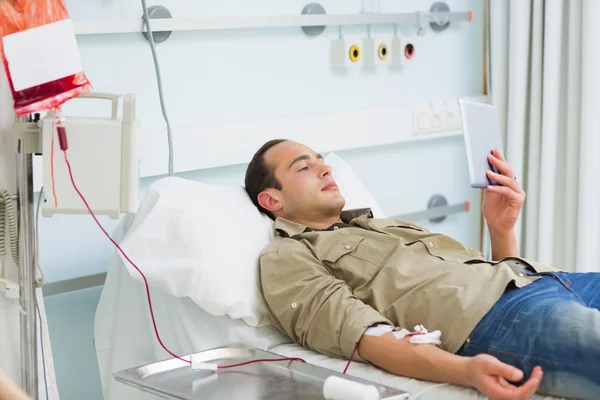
[62,150,187,363]
[57,125,305,369]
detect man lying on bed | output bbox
[244,139,600,400]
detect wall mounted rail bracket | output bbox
[301,3,327,37]
[73,6,472,36]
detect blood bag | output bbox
[0,0,92,116]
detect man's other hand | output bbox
[0,369,31,400]
[358,332,543,400]
[482,149,526,236]
[469,354,543,400]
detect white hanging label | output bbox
[3,19,83,92]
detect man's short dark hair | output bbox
[245,139,287,219]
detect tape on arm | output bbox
[363,324,395,337]
[393,325,442,345]
[364,324,442,345]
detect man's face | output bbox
[262,141,345,220]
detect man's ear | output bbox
[257,189,283,214]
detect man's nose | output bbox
[318,164,332,178]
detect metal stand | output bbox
[16,138,37,399]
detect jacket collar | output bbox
[275,208,373,237]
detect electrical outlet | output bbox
[430,100,446,132]
[363,37,392,67]
[331,39,364,68]
[445,99,462,130]
[413,99,463,136]
[392,36,418,66]
[430,114,442,130]
[412,105,432,135]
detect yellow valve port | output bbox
[378,43,389,60]
[349,45,361,62]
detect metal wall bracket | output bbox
[42,273,107,297]
[301,3,327,37]
[429,2,451,32]
[12,122,42,155]
[427,194,449,223]
[142,5,173,43]
[393,195,470,224]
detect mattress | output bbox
[94,215,564,400]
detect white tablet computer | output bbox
[458,98,505,188]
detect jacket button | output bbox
[345,244,351,250]
[291,303,297,309]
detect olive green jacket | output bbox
[259,209,556,361]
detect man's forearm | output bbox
[489,229,519,261]
[0,370,30,400]
[358,333,472,387]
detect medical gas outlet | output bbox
[331,39,364,68]
[364,38,392,67]
[392,36,418,66]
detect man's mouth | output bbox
[322,182,338,191]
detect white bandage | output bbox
[393,325,442,345]
[364,324,442,345]
[364,324,395,337]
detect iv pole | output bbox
[1,66,38,396]
[16,131,38,398]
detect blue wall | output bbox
[41,1,485,398]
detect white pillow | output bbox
[119,177,275,327]
[118,152,385,328]
[326,152,386,218]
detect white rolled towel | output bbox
[323,376,381,400]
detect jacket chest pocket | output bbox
[321,234,397,287]
[405,235,483,262]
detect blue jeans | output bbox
[457,270,600,399]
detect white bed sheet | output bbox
[95,215,564,400]
[271,343,564,400]
[94,214,292,400]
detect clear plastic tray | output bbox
[114,343,409,399]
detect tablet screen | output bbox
[458,98,505,189]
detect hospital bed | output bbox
[94,153,564,400]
